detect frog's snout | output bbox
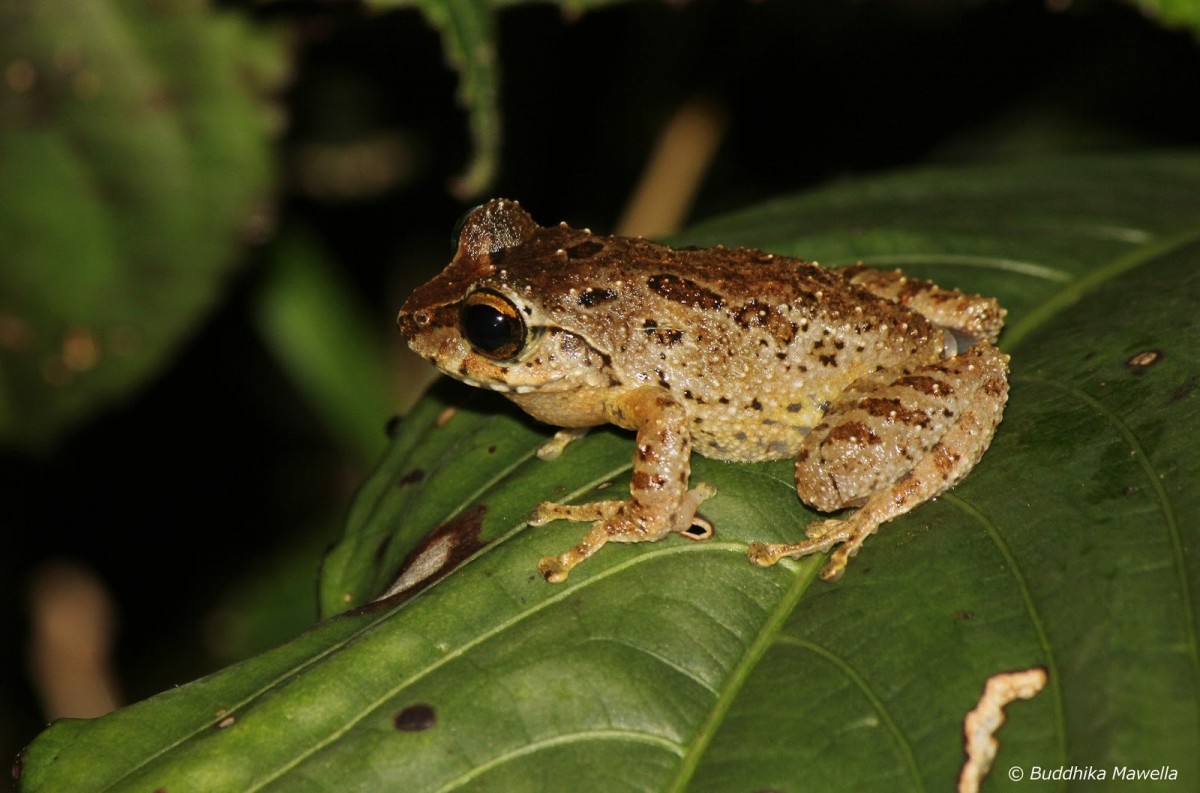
[396,307,433,342]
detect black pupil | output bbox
[463,303,519,354]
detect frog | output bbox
[398,198,1009,584]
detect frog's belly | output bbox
[691,422,810,463]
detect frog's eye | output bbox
[461,290,527,360]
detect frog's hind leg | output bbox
[748,343,1009,580]
[834,264,1006,345]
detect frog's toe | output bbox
[529,499,622,526]
[538,555,571,583]
[805,518,843,540]
[746,541,779,567]
[819,552,849,582]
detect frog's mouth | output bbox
[442,366,566,395]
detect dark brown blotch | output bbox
[823,421,880,446]
[394,704,437,732]
[578,287,618,307]
[348,505,488,615]
[567,240,604,260]
[398,469,426,488]
[647,273,725,311]
[932,444,962,474]
[859,397,928,426]
[895,375,952,396]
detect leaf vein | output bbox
[1014,375,1200,723]
[243,541,753,791]
[942,493,1067,766]
[773,635,925,792]
[429,729,686,793]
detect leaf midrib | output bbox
[662,557,821,793]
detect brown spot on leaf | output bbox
[348,505,488,614]
[398,469,426,488]
[215,715,236,730]
[1169,377,1197,402]
[394,704,437,732]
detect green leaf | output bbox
[253,230,398,464]
[19,153,1200,791]
[0,0,286,449]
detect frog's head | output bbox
[398,199,615,396]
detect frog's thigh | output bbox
[796,344,1004,509]
[779,343,1008,578]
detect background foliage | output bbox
[3,0,1200,788]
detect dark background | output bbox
[4,0,1199,769]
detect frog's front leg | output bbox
[531,386,716,583]
[748,343,1009,580]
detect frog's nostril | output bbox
[415,312,431,326]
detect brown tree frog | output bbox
[398,199,1008,583]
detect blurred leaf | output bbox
[369,0,640,197]
[253,230,397,464]
[1131,0,1200,36]
[202,513,341,664]
[18,153,1200,791]
[0,0,287,450]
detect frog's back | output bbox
[504,229,942,462]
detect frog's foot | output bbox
[747,519,859,580]
[536,428,590,461]
[535,483,716,583]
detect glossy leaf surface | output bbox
[0,0,284,448]
[19,154,1200,792]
